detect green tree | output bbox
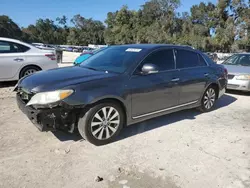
[0,15,22,39]
[104,6,137,44]
[68,14,105,45]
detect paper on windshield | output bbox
[126,48,142,52]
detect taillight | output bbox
[45,54,56,60]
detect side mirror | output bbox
[141,64,159,75]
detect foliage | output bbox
[1,0,250,52]
[0,15,23,39]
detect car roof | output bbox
[111,44,195,50]
[0,37,36,49]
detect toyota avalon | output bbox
[15,44,227,145]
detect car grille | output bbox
[227,74,235,80]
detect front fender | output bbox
[62,76,129,107]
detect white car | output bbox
[0,37,58,81]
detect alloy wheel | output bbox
[204,88,216,110]
[24,69,37,76]
[90,106,120,140]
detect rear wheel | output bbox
[199,86,217,112]
[20,66,40,78]
[78,102,125,145]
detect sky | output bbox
[1,0,217,27]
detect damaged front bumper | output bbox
[16,94,79,133]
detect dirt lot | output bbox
[0,82,250,188]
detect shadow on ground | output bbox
[0,81,17,88]
[52,94,236,143]
[116,94,237,143]
[52,131,83,142]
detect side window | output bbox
[202,53,216,65]
[0,41,11,53]
[176,50,201,69]
[0,41,30,54]
[198,54,208,66]
[14,43,30,52]
[16,44,30,52]
[139,49,175,72]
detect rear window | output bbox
[0,41,30,53]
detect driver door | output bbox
[129,48,180,118]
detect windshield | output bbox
[222,54,250,66]
[92,47,107,54]
[80,46,144,73]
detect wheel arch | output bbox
[89,97,127,125]
[19,64,42,78]
[204,82,220,99]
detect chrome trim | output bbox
[171,78,180,82]
[176,65,208,71]
[173,49,177,69]
[132,100,199,119]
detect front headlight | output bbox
[26,89,74,106]
[235,75,250,80]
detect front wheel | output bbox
[78,102,125,146]
[199,86,217,112]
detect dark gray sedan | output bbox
[15,44,227,145]
[222,54,250,91]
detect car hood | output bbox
[223,64,250,75]
[18,66,119,93]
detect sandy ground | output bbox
[0,82,250,188]
[58,63,73,68]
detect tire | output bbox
[78,102,125,146]
[19,66,40,78]
[198,86,217,112]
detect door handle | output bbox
[171,78,180,82]
[14,58,24,62]
[204,73,209,77]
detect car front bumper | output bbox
[16,94,78,132]
[218,87,226,98]
[227,79,250,91]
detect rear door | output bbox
[175,49,211,104]
[0,41,29,79]
[130,48,180,118]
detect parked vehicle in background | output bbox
[32,43,56,51]
[222,53,250,91]
[15,44,227,145]
[66,47,73,52]
[82,47,95,52]
[217,55,230,64]
[0,37,58,81]
[73,47,107,65]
